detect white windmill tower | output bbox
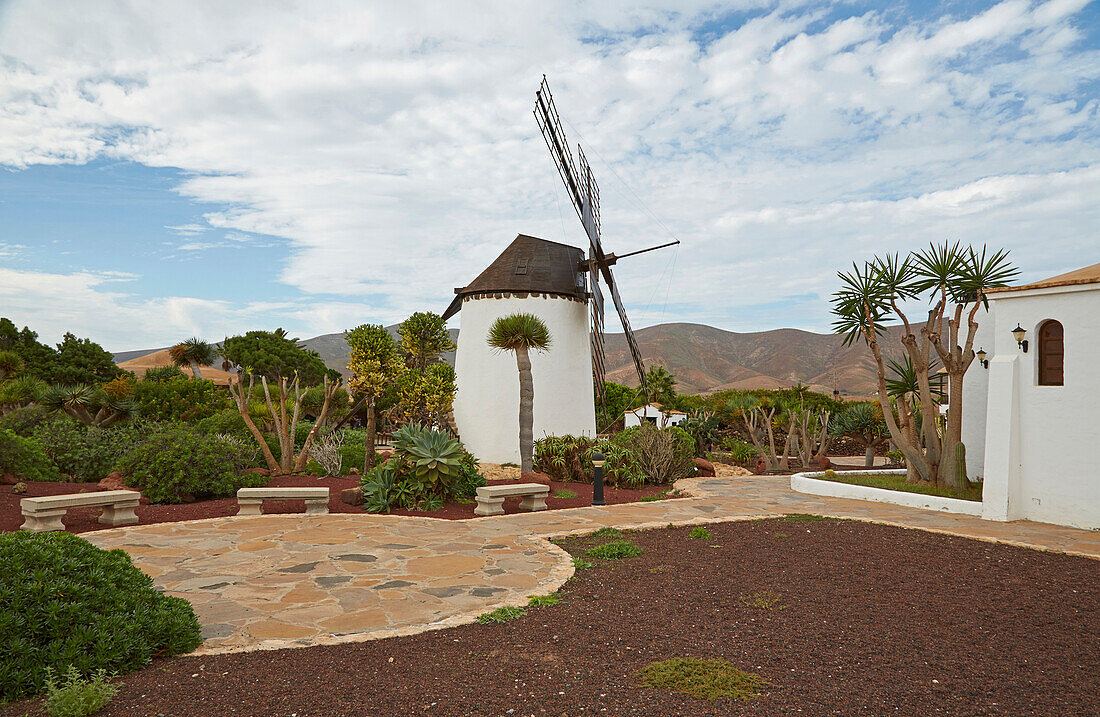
[443,78,676,463]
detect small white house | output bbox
[962,262,1100,530]
[624,403,687,428]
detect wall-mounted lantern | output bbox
[975,348,989,369]
[1012,324,1029,353]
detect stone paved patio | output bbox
[85,473,1100,655]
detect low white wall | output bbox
[791,470,983,516]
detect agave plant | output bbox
[400,426,464,494]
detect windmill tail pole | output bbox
[610,240,680,262]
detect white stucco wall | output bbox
[452,294,595,464]
[963,283,1100,530]
[791,470,983,516]
[961,308,993,479]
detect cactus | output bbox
[954,442,968,486]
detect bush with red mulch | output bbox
[0,475,680,534]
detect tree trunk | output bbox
[364,396,377,474]
[294,377,339,472]
[188,361,204,380]
[864,444,875,467]
[516,345,534,473]
[937,374,966,489]
[230,376,279,472]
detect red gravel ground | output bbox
[0,476,679,533]
[4,518,1097,716]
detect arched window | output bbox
[1038,320,1064,386]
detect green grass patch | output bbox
[476,606,526,624]
[782,513,830,523]
[689,527,712,539]
[571,557,595,570]
[814,471,983,502]
[637,658,768,701]
[586,540,643,560]
[501,462,519,468]
[590,526,624,540]
[739,590,785,610]
[553,489,578,499]
[638,495,665,502]
[527,593,563,607]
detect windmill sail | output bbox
[535,77,648,402]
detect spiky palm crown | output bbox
[169,337,215,368]
[487,313,552,352]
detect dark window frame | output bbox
[1037,319,1064,387]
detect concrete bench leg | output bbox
[518,494,548,512]
[474,496,505,516]
[304,498,329,515]
[237,499,264,516]
[99,501,139,527]
[21,509,68,532]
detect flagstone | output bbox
[82,475,1097,655]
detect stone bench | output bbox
[236,487,329,516]
[20,490,140,532]
[474,483,550,516]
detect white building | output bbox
[962,262,1100,530]
[444,235,596,463]
[624,403,687,428]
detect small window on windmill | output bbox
[515,258,528,275]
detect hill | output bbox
[114,323,902,396]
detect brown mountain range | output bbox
[115,323,908,397]
[602,322,913,396]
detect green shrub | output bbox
[739,590,785,610]
[637,658,767,701]
[612,423,695,485]
[0,427,57,482]
[0,404,52,437]
[590,526,624,540]
[141,365,185,382]
[194,408,252,439]
[131,376,230,422]
[720,436,759,466]
[32,416,155,483]
[572,557,595,570]
[43,666,118,717]
[586,540,644,560]
[534,434,643,487]
[115,427,265,503]
[0,532,202,701]
[475,606,526,624]
[689,527,711,539]
[527,593,562,607]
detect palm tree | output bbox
[643,365,676,405]
[487,313,552,473]
[168,337,215,380]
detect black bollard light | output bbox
[591,451,606,506]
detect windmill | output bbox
[534,76,678,405]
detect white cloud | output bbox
[0,0,1097,347]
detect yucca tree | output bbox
[832,242,1017,487]
[39,383,135,427]
[487,313,552,473]
[169,337,215,380]
[829,402,888,467]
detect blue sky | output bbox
[1,0,1098,350]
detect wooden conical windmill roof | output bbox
[442,234,586,319]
